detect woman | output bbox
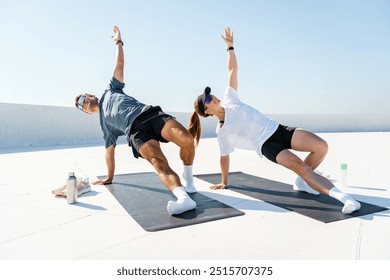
[188,27,360,214]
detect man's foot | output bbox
[167,197,196,215]
[342,200,361,214]
[293,176,320,195]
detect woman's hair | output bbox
[188,100,206,146]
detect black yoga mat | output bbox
[195,172,388,223]
[98,172,244,232]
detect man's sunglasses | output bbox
[77,95,87,110]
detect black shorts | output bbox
[128,106,175,159]
[261,125,296,163]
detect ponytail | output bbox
[188,111,202,147]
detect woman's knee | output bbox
[318,139,328,155]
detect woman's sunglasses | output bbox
[205,95,213,104]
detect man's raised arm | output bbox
[112,25,124,83]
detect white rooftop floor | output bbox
[0,132,389,261]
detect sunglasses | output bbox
[77,95,87,110]
[205,95,213,104]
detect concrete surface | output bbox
[0,132,389,261]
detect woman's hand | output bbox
[92,178,112,185]
[221,27,234,47]
[210,183,226,190]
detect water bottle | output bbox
[66,172,77,204]
[340,164,348,188]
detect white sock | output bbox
[293,176,320,195]
[329,187,361,214]
[167,186,196,215]
[182,165,197,193]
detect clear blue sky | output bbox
[0,0,389,114]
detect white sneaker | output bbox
[342,200,361,214]
[293,176,320,195]
[167,198,197,215]
[77,180,91,196]
[51,178,91,197]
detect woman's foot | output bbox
[293,176,320,195]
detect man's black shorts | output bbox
[128,106,175,159]
[261,124,297,163]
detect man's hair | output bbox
[74,93,93,109]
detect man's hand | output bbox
[221,27,234,47]
[210,183,226,190]
[111,25,124,82]
[93,178,112,185]
[112,25,122,43]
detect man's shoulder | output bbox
[109,76,125,91]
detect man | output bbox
[75,26,196,215]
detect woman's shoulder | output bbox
[224,86,238,95]
[223,86,239,102]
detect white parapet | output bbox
[1,102,390,150]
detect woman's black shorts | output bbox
[261,124,297,163]
[127,106,175,159]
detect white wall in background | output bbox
[1,103,390,150]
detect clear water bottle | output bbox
[340,163,348,188]
[66,172,77,204]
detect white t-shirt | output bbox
[216,87,279,156]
